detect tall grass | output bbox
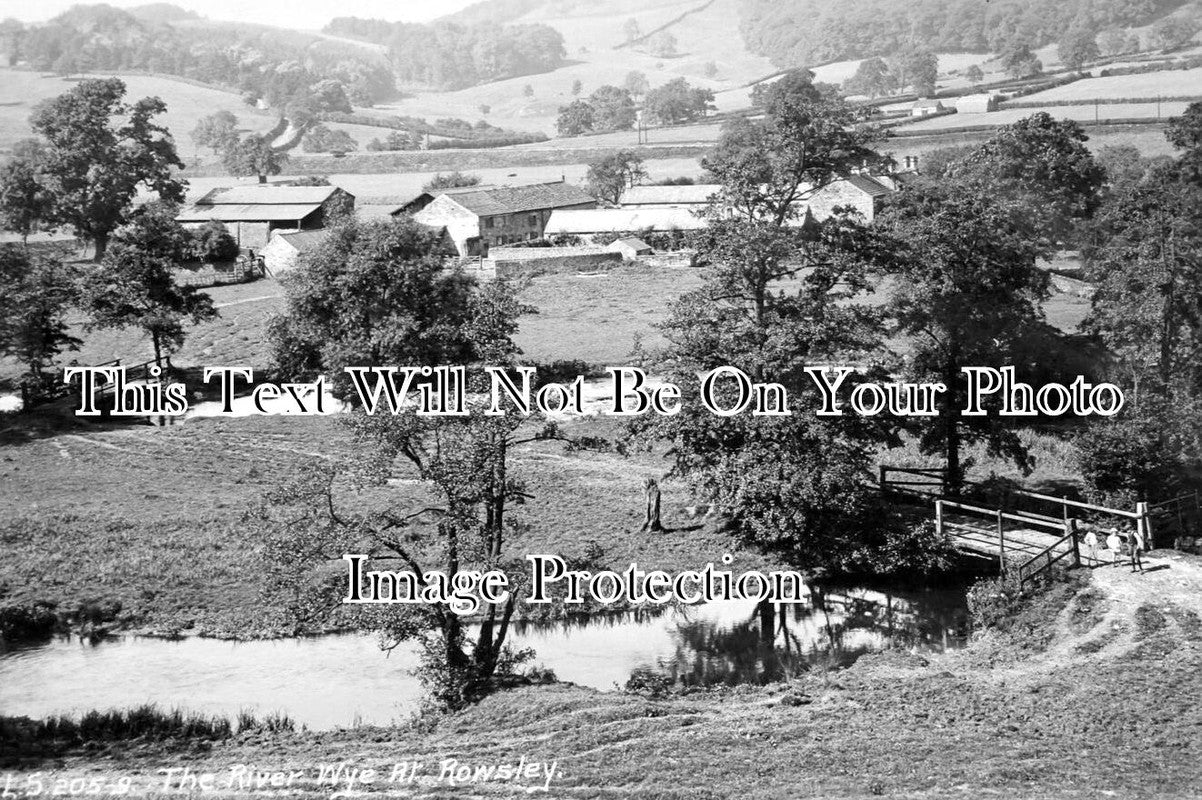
[0,704,295,746]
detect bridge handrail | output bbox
[1017,530,1078,584]
[937,500,1066,531]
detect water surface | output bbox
[0,584,968,729]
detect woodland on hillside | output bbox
[740,0,1197,67]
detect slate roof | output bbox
[193,185,346,205]
[177,203,323,223]
[841,174,894,198]
[443,182,595,216]
[274,230,330,251]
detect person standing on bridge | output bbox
[1106,530,1123,566]
[1130,526,1145,573]
[1084,528,1099,566]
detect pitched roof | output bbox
[274,230,329,251]
[194,185,345,206]
[177,203,323,223]
[619,184,723,206]
[443,182,595,216]
[545,207,707,235]
[841,174,894,198]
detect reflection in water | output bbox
[658,583,970,688]
[0,582,968,729]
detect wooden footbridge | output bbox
[879,466,1196,585]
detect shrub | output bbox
[191,220,240,262]
[624,667,673,698]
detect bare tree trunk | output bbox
[641,477,663,532]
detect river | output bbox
[0,583,970,730]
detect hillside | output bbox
[739,0,1197,68]
[0,69,281,157]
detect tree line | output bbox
[324,16,567,90]
[1,5,396,107]
[738,0,1193,69]
[556,74,715,136]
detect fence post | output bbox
[997,508,1006,575]
[1068,518,1080,568]
[879,465,887,493]
[1137,501,1152,550]
[935,499,944,538]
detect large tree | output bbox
[79,203,217,365]
[555,99,595,137]
[589,85,637,132]
[585,151,647,204]
[641,73,939,580]
[946,113,1105,247]
[704,75,882,225]
[0,139,53,245]
[882,185,1050,493]
[1058,26,1100,71]
[843,57,895,98]
[643,78,714,125]
[29,77,185,260]
[267,216,481,395]
[0,246,79,399]
[223,134,288,184]
[259,214,575,711]
[190,110,239,155]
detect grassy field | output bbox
[0,258,1094,386]
[177,157,706,205]
[0,69,279,157]
[0,410,771,638]
[1022,67,1202,102]
[899,102,1194,133]
[6,555,1200,796]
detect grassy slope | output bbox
[0,69,279,157]
[0,412,763,637]
[8,556,1201,797]
[372,0,776,135]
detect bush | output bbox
[191,220,240,262]
[624,667,673,698]
[0,599,59,641]
[1078,415,1185,508]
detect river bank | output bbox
[3,552,1199,797]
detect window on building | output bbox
[529,214,538,226]
[484,217,494,229]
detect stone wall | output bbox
[491,248,622,278]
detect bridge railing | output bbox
[1016,530,1080,585]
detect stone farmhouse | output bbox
[800,174,896,222]
[403,182,597,256]
[177,185,355,250]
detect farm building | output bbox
[607,237,654,260]
[261,224,454,274]
[544,207,707,240]
[911,99,946,117]
[406,182,597,255]
[801,175,895,222]
[618,184,723,209]
[955,93,1000,113]
[260,230,328,276]
[177,185,355,250]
